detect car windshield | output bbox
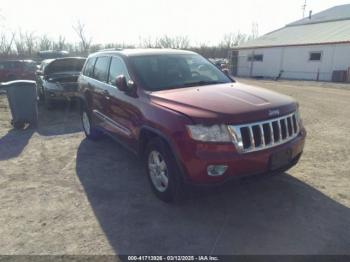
[129,53,233,91]
[45,58,85,75]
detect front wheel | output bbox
[145,138,184,202]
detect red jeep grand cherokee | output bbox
[78,49,306,202]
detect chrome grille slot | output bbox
[262,123,271,145]
[252,125,262,147]
[280,119,287,139]
[272,121,280,142]
[228,112,300,153]
[240,127,251,149]
[287,117,293,136]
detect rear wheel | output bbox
[12,120,25,129]
[81,106,103,140]
[145,138,184,202]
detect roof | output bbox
[0,59,36,63]
[288,4,350,26]
[237,4,350,49]
[92,48,196,57]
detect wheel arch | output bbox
[138,126,187,181]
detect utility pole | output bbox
[251,22,259,40]
[302,0,307,18]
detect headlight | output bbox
[295,107,303,127]
[45,81,62,90]
[187,125,232,142]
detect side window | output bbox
[309,52,322,61]
[24,62,37,71]
[247,54,263,62]
[108,56,130,85]
[92,57,111,82]
[83,57,97,77]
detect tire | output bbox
[12,120,25,129]
[145,138,184,203]
[81,106,103,140]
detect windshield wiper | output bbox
[182,80,226,87]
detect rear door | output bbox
[88,56,112,130]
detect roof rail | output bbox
[97,48,123,52]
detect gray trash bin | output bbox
[0,80,38,129]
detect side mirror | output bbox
[222,68,230,76]
[115,75,128,91]
[115,75,136,92]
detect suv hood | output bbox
[149,82,297,124]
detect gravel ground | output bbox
[0,79,349,255]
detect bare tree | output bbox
[139,36,157,48]
[57,35,66,50]
[0,32,15,56]
[219,32,247,49]
[38,35,53,51]
[73,20,92,55]
[24,32,36,56]
[156,35,190,49]
[14,31,26,57]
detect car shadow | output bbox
[75,138,350,255]
[0,101,81,160]
[36,101,82,136]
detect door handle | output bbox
[103,89,110,99]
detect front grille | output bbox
[61,82,78,92]
[228,112,299,153]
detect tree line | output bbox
[0,21,257,60]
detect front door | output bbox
[104,56,140,150]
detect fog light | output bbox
[207,165,228,176]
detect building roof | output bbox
[237,4,350,49]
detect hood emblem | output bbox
[268,109,280,117]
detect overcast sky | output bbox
[0,0,349,46]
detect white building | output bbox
[233,4,350,82]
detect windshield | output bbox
[129,54,232,91]
[45,58,85,74]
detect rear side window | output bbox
[83,57,97,77]
[108,57,130,85]
[23,62,37,71]
[93,57,110,82]
[0,62,17,70]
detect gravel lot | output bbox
[0,79,349,255]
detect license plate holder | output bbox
[270,148,292,171]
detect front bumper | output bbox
[177,128,306,185]
[46,89,77,101]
